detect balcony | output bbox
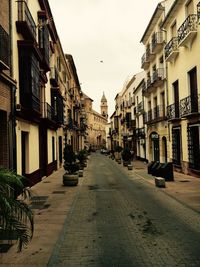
[146,44,155,62]
[50,67,59,87]
[141,53,150,70]
[151,32,164,53]
[153,105,166,121]
[136,101,144,114]
[141,80,146,94]
[0,25,10,70]
[135,127,145,139]
[179,95,200,117]
[16,1,37,41]
[39,24,50,71]
[167,103,180,120]
[152,68,165,87]
[178,14,198,48]
[165,37,179,62]
[19,93,41,116]
[143,76,154,94]
[144,105,166,124]
[144,110,152,124]
[42,102,55,121]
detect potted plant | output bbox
[114,145,123,163]
[121,147,132,167]
[77,149,87,169]
[0,169,34,252]
[63,144,79,186]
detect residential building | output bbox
[65,54,84,152]
[133,72,146,161]
[12,0,68,184]
[0,0,16,169]
[163,0,200,176]
[111,94,122,148]
[141,2,168,163]
[82,92,107,150]
[111,73,145,152]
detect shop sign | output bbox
[151,133,159,139]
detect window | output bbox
[57,56,61,71]
[171,21,177,38]
[186,0,194,16]
[187,124,200,170]
[31,55,40,98]
[52,136,55,162]
[172,127,181,165]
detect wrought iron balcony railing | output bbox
[135,127,145,138]
[17,0,36,40]
[164,37,179,61]
[152,68,165,84]
[198,2,200,20]
[144,105,166,123]
[50,67,59,87]
[177,14,198,45]
[145,110,152,123]
[141,53,149,69]
[152,32,164,52]
[141,80,146,94]
[179,94,200,117]
[43,102,55,121]
[39,24,50,69]
[167,103,180,120]
[136,101,144,113]
[0,25,10,69]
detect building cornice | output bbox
[140,3,165,44]
[161,0,182,28]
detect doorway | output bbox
[21,131,29,176]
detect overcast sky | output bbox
[48,0,160,117]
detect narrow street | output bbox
[48,153,200,267]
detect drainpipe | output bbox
[9,0,17,170]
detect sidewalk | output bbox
[1,156,200,266]
[0,167,84,267]
[128,159,200,213]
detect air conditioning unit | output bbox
[16,104,21,112]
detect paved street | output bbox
[47,153,200,267]
[1,153,200,267]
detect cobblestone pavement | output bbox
[48,154,200,267]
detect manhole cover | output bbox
[52,191,65,194]
[31,196,48,202]
[30,196,48,209]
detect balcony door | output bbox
[21,131,29,176]
[172,127,181,166]
[189,67,198,113]
[173,80,179,118]
[39,125,47,177]
[151,132,160,162]
[188,125,200,170]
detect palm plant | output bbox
[0,169,34,252]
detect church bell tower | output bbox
[100,92,108,120]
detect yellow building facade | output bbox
[82,93,107,150]
[163,0,200,176]
[141,2,169,164]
